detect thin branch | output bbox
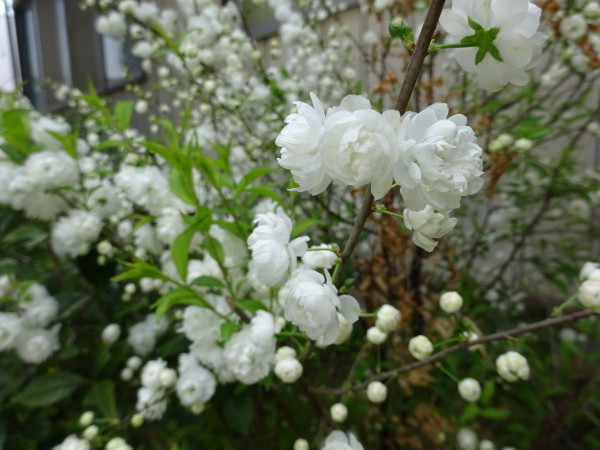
[313,309,596,395]
[333,0,447,287]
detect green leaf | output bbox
[220,321,240,343]
[480,407,510,420]
[13,373,82,407]
[247,185,284,207]
[203,236,225,266]
[234,167,275,199]
[291,218,326,238]
[83,380,118,419]
[114,100,133,131]
[172,225,198,283]
[169,169,198,207]
[460,402,480,422]
[153,287,203,318]
[480,380,495,405]
[235,299,267,313]
[190,275,225,288]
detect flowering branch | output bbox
[313,309,597,395]
[332,0,447,287]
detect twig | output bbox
[333,0,447,287]
[312,309,596,395]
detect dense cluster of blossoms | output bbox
[276,96,484,251]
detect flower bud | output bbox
[440,291,463,313]
[190,402,205,414]
[274,358,303,383]
[580,262,600,281]
[375,305,401,333]
[160,368,178,388]
[578,280,600,309]
[83,425,99,441]
[120,367,133,381]
[130,413,144,428]
[389,17,414,50]
[496,351,529,382]
[366,326,388,345]
[457,428,478,450]
[513,138,533,153]
[124,283,136,295]
[293,438,309,450]
[366,381,388,404]
[584,1,600,20]
[102,323,121,345]
[408,335,433,360]
[79,411,94,427]
[458,378,481,402]
[330,403,348,423]
[126,356,142,370]
[275,346,297,363]
[480,440,495,450]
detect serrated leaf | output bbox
[236,298,267,313]
[83,380,117,419]
[190,276,225,288]
[233,167,275,199]
[13,373,82,407]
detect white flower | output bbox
[330,403,348,422]
[223,311,277,384]
[457,428,478,450]
[283,269,360,345]
[106,437,132,450]
[127,314,168,356]
[513,138,533,153]
[458,378,481,402]
[496,351,530,382]
[83,425,98,441]
[366,381,388,403]
[176,365,216,407]
[366,326,388,345]
[51,210,103,257]
[321,431,365,450]
[580,262,600,281]
[275,346,297,363]
[24,150,79,188]
[136,387,167,421]
[394,103,484,211]
[480,440,496,450]
[141,359,167,389]
[440,291,463,313]
[403,206,457,252]
[579,280,600,309]
[276,93,332,195]
[14,324,61,364]
[274,357,303,383]
[560,14,588,41]
[408,335,433,360]
[0,312,22,351]
[375,304,401,333]
[294,438,310,450]
[301,244,338,269]
[53,435,90,450]
[127,355,143,370]
[584,1,600,20]
[21,284,58,328]
[439,0,546,91]
[79,411,94,427]
[102,323,121,345]
[319,95,400,200]
[95,11,126,37]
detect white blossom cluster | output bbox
[276,95,483,251]
[0,280,61,364]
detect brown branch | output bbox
[312,309,597,395]
[333,0,447,287]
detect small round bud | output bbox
[496,351,529,382]
[120,367,134,381]
[135,99,148,114]
[274,358,303,383]
[126,356,142,370]
[408,335,433,360]
[160,368,178,388]
[457,428,478,450]
[579,280,600,309]
[79,411,94,427]
[330,403,348,423]
[366,381,388,404]
[366,326,388,345]
[275,346,297,363]
[130,413,144,428]
[190,402,205,414]
[106,437,128,450]
[102,323,121,345]
[293,438,309,450]
[83,425,99,440]
[458,378,481,402]
[97,240,113,255]
[440,291,463,313]
[124,283,136,295]
[480,440,495,450]
[375,304,401,333]
[513,138,533,153]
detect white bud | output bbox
[578,280,600,309]
[130,413,144,427]
[330,403,348,422]
[274,358,303,383]
[124,283,136,295]
[375,304,401,333]
[127,355,142,370]
[97,240,113,255]
[580,262,600,281]
[79,411,95,427]
[513,138,533,153]
[83,425,99,440]
[106,437,129,450]
[293,438,309,450]
[584,1,600,20]
[120,367,133,381]
[366,326,388,345]
[135,99,149,114]
[102,323,121,345]
[366,381,387,403]
[190,402,205,414]
[457,428,478,450]
[440,291,463,313]
[275,346,297,363]
[496,351,529,382]
[408,335,433,360]
[160,368,178,388]
[480,440,495,450]
[458,378,481,402]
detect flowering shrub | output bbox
[1,0,600,448]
